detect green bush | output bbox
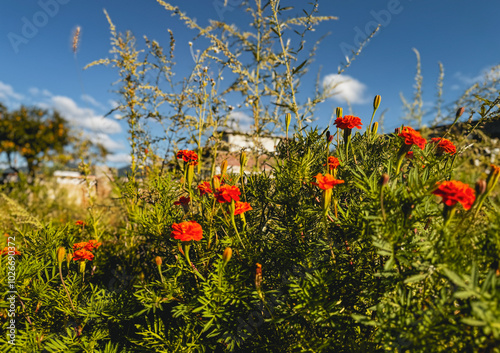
[1,1,500,352]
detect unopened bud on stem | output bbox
[373,95,381,110]
[335,107,343,118]
[222,247,232,265]
[57,247,66,265]
[155,256,162,267]
[379,173,390,186]
[475,179,487,196]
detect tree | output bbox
[0,105,71,177]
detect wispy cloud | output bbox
[322,74,368,104]
[87,132,124,151]
[81,94,106,110]
[454,65,500,86]
[228,111,253,130]
[106,153,131,164]
[0,81,24,102]
[50,95,122,134]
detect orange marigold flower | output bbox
[170,221,203,242]
[85,240,101,251]
[324,156,341,170]
[312,173,345,190]
[75,220,86,226]
[334,115,363,130]
[73,240,101,251]
[72,249,94,261]
[234,201,252,215]
[198,182,213,196]
[73,242,88,250]
[176,150,198,164]
[174,196,191,205]
[432,180,476,210]
[215,185,241,203]
[398,126,427,150]
[430,137,456,155]
[0,247,21,256]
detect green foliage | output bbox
[2,1,500,352]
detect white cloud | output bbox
[322,74,368,104]
[108,99,119,109]
[29,87,52,97]
[106,153,131,164]
[228,111,253,130]
[81,94,105,110]
[88,133,124,151]
[0,81,24,102]
[454,66,500,86]
[28,87,40,96]
[51,95,122,134]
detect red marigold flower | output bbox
[0,247,21,256]
[75,220,86,226]
[198,182,213,196]
[73,240,101,251]
[234,201,252,215]
[72,249,94,261]
[73,242,88,250]
[176,150,198,164]
[398,126,427,150]
[334,115,363,130]
[430,137,456,155]
[174,196,191,205]
[432,180,476,210]
[311,173,345,190]
[85,240,101,251]
[406,151,414,159]
[215,185,241,203]
[170,221,203,242]
[324,156,341,170]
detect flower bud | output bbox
[255,263,262,290]
[66,253,73,267]
[326,130,331,143]
[240,151,247,168]
[335,107,343,118]
[221,159,228,177]
[475,179,487,196]
[373,95,381,110]
[212,175,221,190]
[371,121,379,135]
[155,256,162,267]
[379,173,390,186]
[222,247,232,265]
[57,247,66,265]
[79,260,86,274]
[456,107,465,119]
[285,113,291,136]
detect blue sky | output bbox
[1,0,499,167]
